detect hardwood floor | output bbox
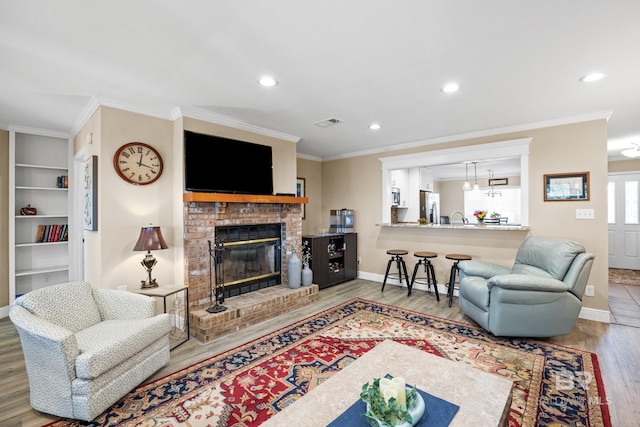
[2,279,639,427]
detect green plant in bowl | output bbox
[360,377,425,427]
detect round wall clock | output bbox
[113,142,164,185]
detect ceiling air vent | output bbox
[314,117,344,128]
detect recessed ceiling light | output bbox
[441,82,460,93]
[257,76,278,87]
[579,72,607,83]
[369,123,381,130]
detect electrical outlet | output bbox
[576,208,595,220]
[117,285,128,292]
[585,285,595,297]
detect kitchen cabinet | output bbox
[302,233,357,289]
[419,168,434,191]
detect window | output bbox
[625,180,639,224]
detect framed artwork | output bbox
[296,177,306,219]
[84,156,98,230]
[544,171,590,201]
[489,177,508,186]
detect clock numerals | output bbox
[114,142,163,185]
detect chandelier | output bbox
[486,170,502,198]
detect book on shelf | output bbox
[35,224,46,243]
[35,224,68,242]
[56,175,68,188]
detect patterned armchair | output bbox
[457,237,595,337]
[9,281,171,421]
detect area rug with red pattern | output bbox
[46,298,610,426]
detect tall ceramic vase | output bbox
[288,252,301,289]
[302,264,313,286]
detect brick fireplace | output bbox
[183,193,317,342]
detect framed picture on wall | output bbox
[544,171,590,201]
[84,156,98,230]
[296,177,306,219]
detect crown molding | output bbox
[70,96,301,144]
[296,152,322,162]
[8,124,71,139]
[70,95,101,137]
[172,106,301,143]
[322,110,614,162]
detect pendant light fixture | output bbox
[462,162,472,191]
[473,162,480,191]
[621,143,640,158]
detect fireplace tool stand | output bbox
[206,238,227,313]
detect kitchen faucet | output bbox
[450,211,468,224]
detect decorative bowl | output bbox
[20,204,37,216]
[365,387,425,427]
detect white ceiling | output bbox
[1,1,640,161]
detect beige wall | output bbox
[296,158,323,235]
[72,107,298,291]
[0,130,8,307]
[321,119,609,312]
[73,107,175,289]
[609,158,640,173]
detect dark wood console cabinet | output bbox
[302,233,357,289]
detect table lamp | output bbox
[133,224,169,288]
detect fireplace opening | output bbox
[215,223,282,297]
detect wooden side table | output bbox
[134,285,189,350]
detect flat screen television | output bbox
[184,130,274,195]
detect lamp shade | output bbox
[133,225,169,251]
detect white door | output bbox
[608,173,640,269]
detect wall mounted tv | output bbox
[184,130,274,195]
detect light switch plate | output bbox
[576,208,595,220]
[585,285,595,296]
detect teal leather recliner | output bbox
[457,237,595,337]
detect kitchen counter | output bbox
[378,222,530,231]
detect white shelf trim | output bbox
[15,266,70,276]
[16,241,68,248]
[16,163,68,171]
[15,186,68,191]
[15,214,68,219]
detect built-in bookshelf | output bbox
[9,128,74,303]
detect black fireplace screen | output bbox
[215,224,282,296]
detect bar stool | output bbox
[445,253,472,307]
[381,249,410,292]
[409,251,440,301]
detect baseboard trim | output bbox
[578,307,611,323]
[358,271,609,323]
[358,272,455,297]
[0,305,9,319]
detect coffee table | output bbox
[261,339,513,426]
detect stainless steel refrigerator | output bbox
[419,191,440,224]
